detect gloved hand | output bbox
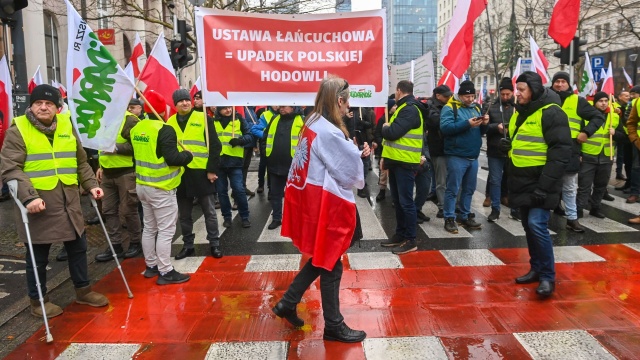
[499,138,512,153]
[228,138,243,147]
[530,188,547,207]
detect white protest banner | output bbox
[413,51,435,98]
[195,8,387,106]
[388,61,412,95]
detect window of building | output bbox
[525,7,533,18]
[595,24,601,40]
[543,9,551,18]
[97,0,110,29]
[604,23,610,38]
[43,12,61,82]
[618,19,625,30]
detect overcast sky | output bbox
[351,0,382,11]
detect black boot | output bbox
[515,270,539,284]
[124,243,142,258]
[375,189,386,202]
[85,216,100,225]
[95,244,124,262]
[272,301,304,327]
[536,280,555,297]
[323,322,367,343]
[175,247,195,260]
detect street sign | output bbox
[521,58,532,72]
[592,56,604,70]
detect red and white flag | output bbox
[138,33,179,118]
[123,62,135,83]
[512,57,522,92]
[437,70,460,93]
[530,36,550,84]
[281,116,364,271]
[130,32,146,79]
[601,62,614,95]
[27,65,43,94]
[572,84,579,94]
[600,68,606,82]
[440,0,488,78]
[477,81,485,105]
[622,67,633,88]
[190,76,201,99]
[548,0,581,48]
[51,80,67,99]
[0,56,13,147]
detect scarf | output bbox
[26,108,57,135]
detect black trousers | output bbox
[242,147,253,188]
[26,233,90,300]
[280,258,344,328]
[269,173,287,221]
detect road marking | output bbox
[440,249,505,266]
[245,254,301,272]
[419,202,472,238]
[56,343,141,360]
[347,252,403,270]
[205,341,287,360]
[514,330,616,360]
[363,336,448,360]
[554,246,606,263]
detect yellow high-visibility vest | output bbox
[265,114,304,158]
[214,119,244,158]
[99,111,136,169]
[131,119,183,190]
[166,111,208,169]
[381,102,423,164]
[561,94,582,139]
[509,104,558,167]
[582,106,619,156]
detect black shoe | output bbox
[444,218,458,234]
[223,218,232,228]
[268,220,282,230]
[536,280,555,297]
[56,247,68,262]
[242,219,251,228]
[589,209,606,219]
[436,209,444,218]
[95,245,124,262]
[175,247,195,260]
[357,186,370,198]
[257,186,264,193]
[577,208,583,219]
[487,209,500,222]
[468,212,476,219]
[323,322,367,343]
[417,211,430,222]
[380,234,405,247]
[553,206,566,216]
[509,210,521,222]
[85,216,100,225]
[515,270,539,284]
[566,219,585,233]
[602,192,615,201]
[210,246,223,258]
[272,301,304,328]
[462,218,482,229]
[156,269,190,285]
[143,266,159,278]
[245,188,255,196]
[124,243,142,258]
[392,240,417,255]
[375,189,386,202]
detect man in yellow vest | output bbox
[128,98,145,120]
[626,92,640,223]
[131,90,194,285]
[615,90,631,181]
[380,80,424,255]
[260,106,304,229]
[502,71,572,297]
[550,72,604,232]
[254,106,280,195]
[0,84,109,317]
[167,89,223,259]
[577,92,626,219]
[94,109,142,262]
[620,86,640,199]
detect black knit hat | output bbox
[630,85,640,94]
[516,71,545,101]
[552,71,570,84]
[458,80,475,95]
[172,89,191,105]
[193,90,202,99]
[129,98,143,106]
[499,77,514,91]
[592,91,609,104]
[30,84,61,106]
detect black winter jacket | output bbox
[381,95,425,169]
[260,113,297,176]
[485,98,515,158]
[425,97,447,157]
[508,89,572,209]
[213,112,254,168]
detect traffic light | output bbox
[0,0,28,21]
[170,19,194,70]
[553,36,587,66]
[554,45,571,66]
[572,36,587,65]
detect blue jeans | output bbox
[487,156,506,211]
[520,207,555,281]
[414,164,431,211]
[561,173,578,220]
[388,166,417,240]
[216,166,250,220]
[443,156,478,219]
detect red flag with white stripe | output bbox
[601,62,614,95]
[477,82,484,105]
[530,36,550,84]
[0,56,13,147]
[130,32,146,79]
[622,67,633,88]
[138,33,179,118]
[512,57,522,92]
[437,70,460,93]
[548,0,581,48]
[27,65,43,94]
[440,0,488,78]
[190,76,201,99]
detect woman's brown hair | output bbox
[304,76,350,137]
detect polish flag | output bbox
[601,62,614,95]
[123,61,135,83]
[0,56,13,147]
[600,68,606,82]
[51,80,67,99]
[138,33,179,118]
[437,70,460,93]
[27,65,43,94]
[130,32,146,79]
[190,76,201,99]
[572,84,579,94]
[622,67,633,88]
[512,57,522,92]
[477,81,485,105]
[440,0,488,78]
[282,116,365,271]
[530,36,550,84]
[548,0,581,48]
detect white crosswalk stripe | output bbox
[625,243,640,252]
[603,187,640,214]
[576,214,638,233]
[440,249,505,266]
[419,202,472,238]
[514,330,616,360]
[245,254,301,272]
[56,343,141,360]
[354,193,388,240]
[553,246,606,263]
[363,337,448,360]
[205,341,288,360]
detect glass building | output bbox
[383,0,438,66]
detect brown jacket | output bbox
[627,100,640,151]
[0,117,98,244]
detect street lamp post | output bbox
[408,30,438,78]
[631,53,638,87]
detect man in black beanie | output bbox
[425,85,453,218]
[577,92,626,219]
[484,77,519,222]
[502,71,572,297]
[128,98,145,119]
[550,71,604,230]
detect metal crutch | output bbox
[90,197,134,298]
[7,180,54,343]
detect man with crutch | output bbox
[0,84,109,319]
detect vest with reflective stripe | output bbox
[581,106,619,156]
[561,94,582,139]
[381,102,424,164]
[131,120,184,190]
[166,111,208,169]
[214,119,244,158]
[99,111,135,169]
[14,114,78,190]
[509,104,557,167]
[265,114,305,158]
[263,110,276,124]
